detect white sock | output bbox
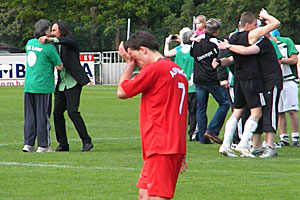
[262,141,267,148]
[237,119,243,139]
[280,134,289,142]
[291,132,299,142]
[248,140,253,147]
[223,116,238,148]
[238,118,258,148]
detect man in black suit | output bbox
[39,20,93,152]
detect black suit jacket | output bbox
[55,37,90,90]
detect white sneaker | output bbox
[231,143,237,150]
[235,145,255,158]
[250,146,264,156]
[259,146,278,158]
[36,147,55,153]
[219,145,238,157]
[22,145,36,152]
[248,140,253,147]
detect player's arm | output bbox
[248,8,280,45]
[230,44,260,55]
[298,63,300,79]
[55,63,63,71]
[212,57,234,69]
[164,35,179,57]
[219,39,260,55]
[217,68,230,88]
[117,41,135,99]
[39,36,51,44]
[39,36,78,51]
[281,54,298,65]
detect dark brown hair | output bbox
[124,31,159,52]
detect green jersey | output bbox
[175,45,196,93]
[270,39,282,60]
[276,36,299,81]
[25,38,61,93]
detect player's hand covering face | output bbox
[119,42,130,61]
[118,41,137,67]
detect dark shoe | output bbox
[81,143,93,152]
[200,139,214,144]
[55,144,69,152]
[204,132,223,144]
[190,132,199,142]
[278,140,290,146]
[189,133,193,141]
[292,141,300,147]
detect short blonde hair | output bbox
[195,15,207,25]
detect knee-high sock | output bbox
[238,118,258,148]
[223,116,238,148]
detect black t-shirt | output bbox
[229,31,261,80]
[190,33,227,85]
[256,37,283,90]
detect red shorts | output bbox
[136,154,184,199]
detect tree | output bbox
[0,1,51,50]
[267,0,300,43]
[1,0,300,51]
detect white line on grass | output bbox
[2,161,300,176]
[0,161,138,171]
[188,168,300,176]
[0,137,140,146]
[0,142,23,146]
[72,137,140,141]
[84,87,116,90]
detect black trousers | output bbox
[188,92,197,136]
[53,84,91,146]
[24,93,51,147]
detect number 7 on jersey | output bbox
[177,82,185,115]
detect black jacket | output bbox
[55,37,90,90]
[190,33,227,85]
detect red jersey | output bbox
[121,58,188,160]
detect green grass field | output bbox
[1,85,300,200]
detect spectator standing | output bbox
[190,18,230,144]
[23,19,63,153]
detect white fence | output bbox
[0,51,128,86]
[100,51,126,85]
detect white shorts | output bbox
[278,80,299,113]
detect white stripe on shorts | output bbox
[259,92,266,106]
[272,86,278,130]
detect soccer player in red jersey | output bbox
[117,31,188,200]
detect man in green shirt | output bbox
[270,36,299,147]
[23,19,63,153]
